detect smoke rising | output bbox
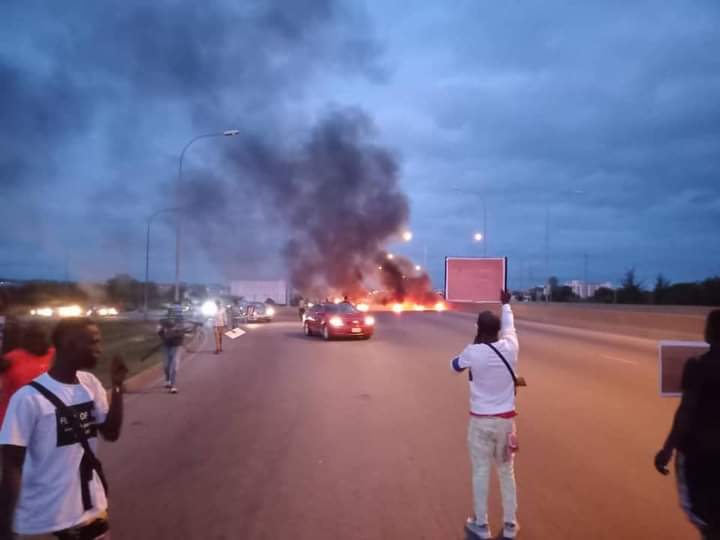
[214,107,412,296]
[1,0,386,279]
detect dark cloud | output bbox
[177,107,411,294]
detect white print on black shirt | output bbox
[55,401,98,447]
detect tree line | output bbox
[525,270,720,305]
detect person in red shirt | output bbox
[0,323,54,426]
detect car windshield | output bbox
[325,304,356,314]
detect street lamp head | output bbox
[223,129,240,136]
[387,253,394,260]
[473,232,483,242]
[415,265,422,271]
[402,231,413,242]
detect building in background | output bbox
[564,280,614,299]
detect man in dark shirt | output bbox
[157,315,185,394]
[655,309,720,540]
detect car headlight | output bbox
[201,301,217,317]
[37,307,54,317]
[266,307,275,316]
[329,316,344,327]
[98,308,108,316]
[58,305,83,317]
[108,307,119,316]
[364,316,375,326]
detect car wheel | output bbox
[322,325,332,341]
[304,322,312,336]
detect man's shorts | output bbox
[676,451,720,531]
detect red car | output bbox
[303,303,375,340]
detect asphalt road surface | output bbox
[100,309,696,539]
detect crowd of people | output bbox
[0,301,716,538]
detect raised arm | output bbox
[98,356,128,442]
[498,290,518,353]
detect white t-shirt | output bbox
[214,307,227,327]
[452,305,520,415]
[0,372,109,534]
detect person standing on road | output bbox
[0,323,55,426]
[0,317,127,540]
[213,300,227,354]
[158,315,184,394]
[655,309,720,540]
[451,290,520,540]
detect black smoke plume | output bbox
[219,107,411,297]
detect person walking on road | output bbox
[452,290,521,540]
[213,300,227,354]
[655,309,720,540]
[158,314,184,394]
[0,317,127,540]
[0,322,55,426]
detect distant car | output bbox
[303,303,375,341]
[85,306,119,318]
[245,302,275,323]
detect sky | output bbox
[1,0,719,290]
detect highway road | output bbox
[100,308,696,539]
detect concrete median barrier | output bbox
[450,302,715,340]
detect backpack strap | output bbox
[485,343,518,386]
[29,381,109,511]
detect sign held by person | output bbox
[658,340,710,397]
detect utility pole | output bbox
[544,205,550,303]
[583,253,589,298]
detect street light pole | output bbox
[451,188,487,256]
[175,130,240,304]
[145,207,179,319]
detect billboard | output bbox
[444,257,507,303]
[658,340,710,397]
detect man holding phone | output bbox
[451,290,521,540]
[0,318,127,540]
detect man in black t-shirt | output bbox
[656,309,720,540]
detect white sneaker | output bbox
[502,522,519,539]
[169,386,178,394]
[465,518,492,539]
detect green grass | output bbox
[93,320,165,388]
[8,318,205,388]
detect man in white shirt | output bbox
[213,300,227,354]
[0,318,127,539]
[452,290,520,540]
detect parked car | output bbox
[303,303,375,341]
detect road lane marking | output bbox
[600,354,638,365]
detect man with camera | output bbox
[452,290,521,540]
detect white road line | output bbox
[600,354,638,365]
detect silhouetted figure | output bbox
[656,309,720,540]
